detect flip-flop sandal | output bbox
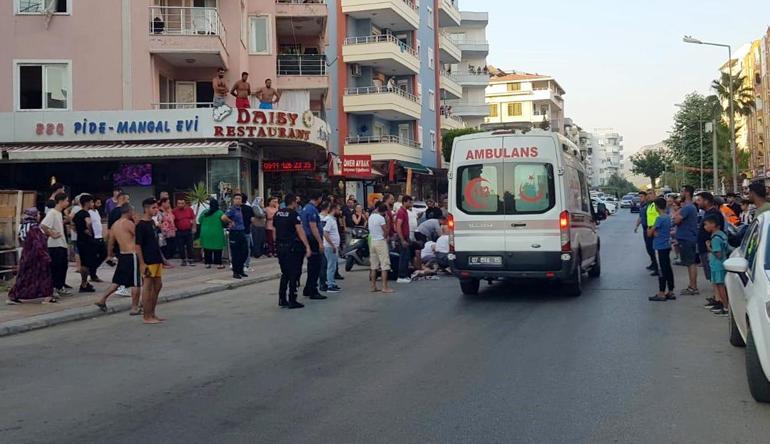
[129,308,143,316]
[94,302,108,312]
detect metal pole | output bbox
[699,118,704,190]
[712,119,718,193]
[727,45,738,192]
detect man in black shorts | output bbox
[95,204,142,315]
[274,193,311,309]
[72,195,98,293]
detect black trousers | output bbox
[252,226,266,258]
[278,243,303,303]
[90,239,106,278]
[48,247,68,290]
[203,249,223,265]
[657,249,675,292]
[162,239,175,259]
[304,238,321,295]
[177,230,194,261]
[229,231,247,276]
[643,231,657,267]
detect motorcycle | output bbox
[344,227,370,271]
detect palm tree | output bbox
[711,70,756,118]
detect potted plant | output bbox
[186,182,211,259]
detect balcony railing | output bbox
[344,86,420,103]
[343,34,418,58]
[152,102,214,109]
[345,135,421,149]
[277,54,327,75]
[149,6,227,44]
[448,72,489,84]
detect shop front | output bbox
[0,106,329,205]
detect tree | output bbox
[711,70,756,118]
[630,148,669,192]
[442,128,481,163]
[603,173,637,197]
[665,92,717,189]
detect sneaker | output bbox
[308,294,328,300]
[56,287,72,296]
[397,278,412,284]
[116,286,130,297]
[63,284,73,289]
[648,295,667,302]
[665,293,677,300]
[233,274,242,279]
[279,299,289,308]
[335,274,345,280]
[709,303,725,313]
[704,298,719,308]
[327,285,342,293]
[79,285,96,293]
[288,301,305,309]
[712,308,729,317]
[319,285,328,292]
[239,273,249,278]
[650,271,660,277]
[645,264,656,271]
[6,299,21,305]
[680,287,699,296]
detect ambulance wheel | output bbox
[563,263,582,297]
[460,278,480,296]
[588,251,601,278]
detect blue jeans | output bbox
[244,231,253,268]
[324,246,338,287]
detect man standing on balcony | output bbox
[256,79,281,110]
[212,67,228,107]
[231,72,252,109]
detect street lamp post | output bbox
[683,35,738,192]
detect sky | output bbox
[472,0,768,159]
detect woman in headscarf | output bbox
[197,198,226,269]
[8,208,55,304]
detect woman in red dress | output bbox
[7,208,56,304]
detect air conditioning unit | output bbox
[351,64,362,77]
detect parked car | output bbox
[592,198,616,215]
[620,195,634,208]
[630,196,641,213]
[724,214,770,402]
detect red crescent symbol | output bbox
[519,183,545,203]
[464,177,489,209]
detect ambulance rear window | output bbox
[457,162,555,215]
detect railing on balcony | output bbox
[344,86,420,103]
[277,54,327,76]
[448,72,489,84]
[343,34,418,58]
[152,102,214,109]
[345,135,421,149]
[149,6,227,45]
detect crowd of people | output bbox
[635,183,770,316]
[6,182,451,315]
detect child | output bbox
[740,199,752,225]
[648,197,675,301]
[704,214,729,317]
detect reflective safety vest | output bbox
[646,202,659,228]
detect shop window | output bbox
[17,62,70,110]
[249,16,270,55]
[16,0,68,14]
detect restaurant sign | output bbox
[341,155,373,177]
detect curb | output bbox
[0,272,282,338]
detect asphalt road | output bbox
[2,211,770,444]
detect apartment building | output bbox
[590,129,624,187]
[482,73,565,133]
[441,10,489,129]
[744,30,769,184]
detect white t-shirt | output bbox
[421,241,436,260]
[368,213,387,241]
[436,235,450,254]
[322,214,340,248]
[89,209,103,239]
[41,208,67,248]
[408,208,418,240]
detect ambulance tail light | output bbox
[447,213,455,252]
[559,210,571,252]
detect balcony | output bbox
[439,32,461,64]
[276,55,329,92]
[453,39,490,57]
[343,86,421,120]
[148,6,228,68]
[275,0,327,18]
[439,72,462,99]
[438,0,461,27]
[341,0,419,30]
[460,11,489,25]
[343,34,420,75]
[451,72,489,87]
[449,103,489,117]
[441,114,464,130]
[344,135,422,163]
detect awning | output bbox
[398,161,432,175]
[1,141,234,161]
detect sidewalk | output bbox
[0,257,284,337]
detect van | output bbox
[447,129,601,296]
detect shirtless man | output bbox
[256,78,281,109]
[94,204,142,315]
[212,67,228,107]
[231,72,252,109]
[136,198,165,324]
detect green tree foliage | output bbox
[712,70,756,118]
[602,173,638,198]
[666,92,718,189]
[630,148,670,192]
[442,128,482,163]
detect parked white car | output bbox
[724,213,770,402]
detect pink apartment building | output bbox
[0,0,331,203]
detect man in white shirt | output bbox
[88,204,105,282]
[322,203,342,292]
[434,233,451,270]
[367,203,393,293]
[41,193,70,297]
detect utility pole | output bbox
[699,116,704,191]
[707,121,717,192]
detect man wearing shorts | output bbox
[674,185,699,295]
[212,67,228,107]
[255,78,281,109]
[136,198,165,324]
[368,203,393,293]
[231,72,252,110]
[95,204,142,315]
[72,195,98,293]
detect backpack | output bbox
[711,231,734,258]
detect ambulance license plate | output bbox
[469,256,503,266]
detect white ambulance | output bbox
[447,129,600,296]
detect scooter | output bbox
[344,227,370,271]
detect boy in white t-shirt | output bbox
[367,203,393,293]
[322,203,342,292]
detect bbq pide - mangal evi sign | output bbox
[0,106,329,149]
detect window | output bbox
[457,163,555,215]
[16,0,68,14]
[428,48,435,70]
[430,130,437,152]
[16,62,70,110]
[506,83,521,92]
[249,16,270,54]
[507,103,522,116]
[489,104,499,117]
[427,6,433,28]
[428,90,435,111]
